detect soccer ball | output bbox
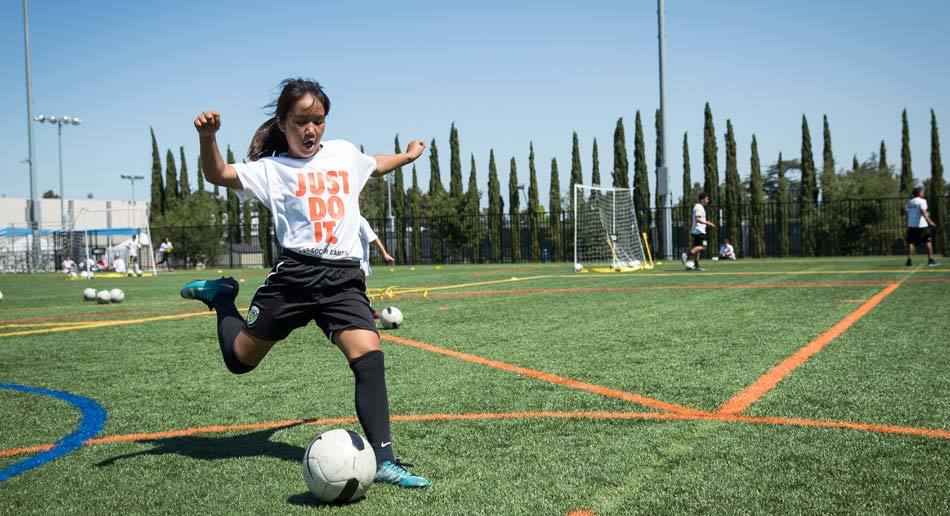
[83,288,97,301]
[379,307,403,329]
[68,271,78,279]
[302,429,376,503]
[96,290,112,304]
[627,260,641,269]
[109,289,125,303]
[573,263,583,272]
[0,290,3,302]
[79,270,89,279]
[685,260,695,269]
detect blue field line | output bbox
[0,383,107,483]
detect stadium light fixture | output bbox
[35,112,82,228]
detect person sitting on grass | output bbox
[112,254,127,274]
[718,238,736,260]
[61,254,77,275]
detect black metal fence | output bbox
[142,196,947,270]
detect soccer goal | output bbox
[573,184,652,272]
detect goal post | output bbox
[573,184,651,272]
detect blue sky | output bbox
[1,0,948,208]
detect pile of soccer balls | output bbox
[83,288,125,304]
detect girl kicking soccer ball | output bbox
[181,78,429,488]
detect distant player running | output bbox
[905,186,938,267]
[180,78,430,488]
[682,192,716,271]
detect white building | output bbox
[0,197,148,231]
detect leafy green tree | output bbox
[196,154,205,193]
[749,135,765,257]
[241,199,254,243]
[258,200,273,267]
[426,139,446,262]
[509,157,522,262]
[178,147,191,198]
[633,111,651,240]
[591,138,601,186]
[528,143,541,261]
[428,138,444,197]
[682,132,692,245]
[901,109,914,197]
[408,165,422,263]
[930,109,947,254]
[149,127,164,221]
[549,158,562,261]
[821,115,837,202]
[612,118,629,188]
[879,140,888,173]
[569,131,582,216]
[392,135,406,262]
[724,120,741,256]
[703,103,720,252]
[225,146,240,243]
[487,149,503,262]
[776,153,790,257]
[449,124,463,207]
[164,149,179,211]
[799,115,817,256]
[464,154,480,260]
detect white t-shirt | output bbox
[113,258,127,273]
[906,197,929,228]
[233,139,378,261]
[62,258,76,272]
[127,239,142,257]
[719,243,735,257]
[359,217,379,277]
[691,203,707,235]
[159,241,173,254]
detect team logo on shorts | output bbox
[246,305,260,326]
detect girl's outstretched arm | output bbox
[372,140,425,177]
[195,110,243,189]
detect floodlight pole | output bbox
[22,0,40,270]
[120,174,145,228]
[657,0,673,259]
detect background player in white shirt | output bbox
[359,216,395,320]
[126,235,143,275]
[61,254,77,276]
[681,192,716,271]
[718,238,736,260]
[905,186,938,267]
[157,237,174,272]
[111,254,127,274]
[181,78,429,488]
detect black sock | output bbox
[214,296,255,375]
[349,350,394,465]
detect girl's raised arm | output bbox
[195,110,243,189]
[372,140,426,177]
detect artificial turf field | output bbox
[0,257,948,514]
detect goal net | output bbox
[573,185,651,271]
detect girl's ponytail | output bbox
[247,117,287,161]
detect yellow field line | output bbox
[0,321,104,329]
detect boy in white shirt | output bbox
[718,238,736,260]
[681,192,716,271]
[905,186,938,267]
[127,235,143,275]
[158,237,174,272]
[112,254,127,274]
[61,255,77,275]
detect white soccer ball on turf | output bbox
[96,290,112,304]
[0,290,4,302]
[79,270,89,279]
[83,288,97,301]
[68,271,78,279]
[379,307,403,329]
[109,288,125,303]
[302,429,376,503]
[573,263,583,272]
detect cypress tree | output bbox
[487,149,503,262]
[879,140,888,173]
[800,115,817,256]
[821,115,836,203]
[428,139,444,196]
[570,131,583,215]
[427,139,444,262]
[179,147,191,199]
[528,143,541,261]
[225,146,240,243]
[408,165,422,263]
[633,111,651,239]
[392,135,406,262]
[853,155,860,173]
[258,202,273,267]
[724,119,741,256]
[242,199,253,243]
[449,124,463,206]
[703,103,720,252]
[465,154,480,260]
[901,109,914,197]
[509,157,522,262]
[931,109,947,254]
[549,158,562,261]
[777,153,790,257]
[196,154,205,193]
[749,135,765,258]
[149,128,164,221]
[591,138,601,186]
[682,132,692,245]
[164,149,179,211]
[612,118,629,188]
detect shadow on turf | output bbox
[95,424,305,467]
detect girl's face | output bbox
[279,94,326,159]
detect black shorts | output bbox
[691,234,708,248]
[907,227,932,247]
[243,250,378,342]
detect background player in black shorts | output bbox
[905,186,938,267]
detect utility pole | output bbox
[22,0,41,270]
[657,0,673,259]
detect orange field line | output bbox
[717,282,902,416]
[4,409,949,459]
[381,334,705,416]
[566,509,595,516]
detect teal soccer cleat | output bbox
[179,277,239,310]
[374,460,431,488]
